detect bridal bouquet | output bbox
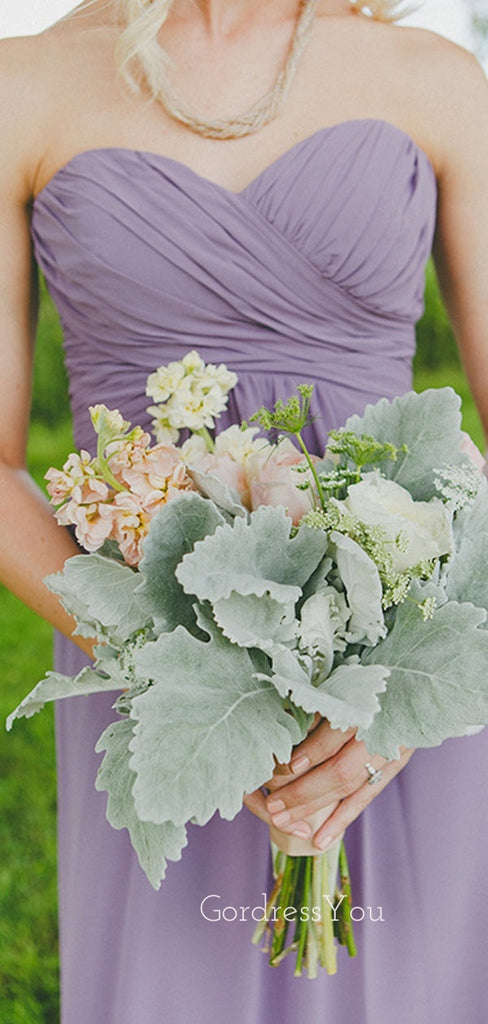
[8,352,488,978]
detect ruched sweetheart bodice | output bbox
[31,117,436,450]
[32,117,488,1024]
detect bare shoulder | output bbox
[0,34,55,202]
[0,5,115,202]
[391,23,487,101]
[385,24,488,175]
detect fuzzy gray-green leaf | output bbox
[6,665,124,730]
[45,554,150,644]
[260,647,388,732]
[360,590,488,758]
[95,718,187,889]
[446,534,488,615]
[346,389,465,500]
[176,506,329,608]
[136,494,225,635]
[129,625,302,826]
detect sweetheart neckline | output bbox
[32,117,436,206]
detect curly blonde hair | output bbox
[113,1,414,101]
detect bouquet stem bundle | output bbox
[253,841,356,977]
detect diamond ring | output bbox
[364,762,383,785]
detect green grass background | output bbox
[0,267,484,1022]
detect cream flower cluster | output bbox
[146,350,238,444]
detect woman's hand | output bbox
[244,719,414,852]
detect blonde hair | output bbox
[113,1,414,101]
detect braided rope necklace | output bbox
[157,0,320,139]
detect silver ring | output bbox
[365,762,383,785]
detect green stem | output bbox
[269,855,297,963]
[338,840,358,958]
[320,850,337,974]
[294,856,311,977]
[251,869,284,947]
[194,425,215,452]
[296,431,327,509]
[96,434,126,493]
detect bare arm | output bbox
[431,52,488,443]
[0,38,93,657]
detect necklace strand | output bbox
[157,0,320,140]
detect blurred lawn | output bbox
[0,275,485,1023]
[0,422,73,1024]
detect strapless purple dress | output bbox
[31,119,488,1024]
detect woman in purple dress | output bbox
[1,1,488,1021]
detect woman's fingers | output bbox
[266,735,414,834]
[246,718,414,850]
[289,720,356,774]
[312,747,414,851]
[265,719,355,792]
[266,737,383,825]
[242,788,270,825]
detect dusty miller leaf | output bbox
[186,467,247,517]
[129,625,302,826]
[45,554,150,644]
[446,535,488,615]
[361,587,488,758]
[136,494,225,636]
[7,665,124,729]
[345,389,466,500]
[330,531,386,646]
[176,506,329,609]
[212,591,298,651]
[259,646,388,732]
[95,718,187,889]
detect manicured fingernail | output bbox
[271,810,290,827]
[292,823,311,838]
[267,798,285,814]
[315,833,334,851]
[290,754,310,774]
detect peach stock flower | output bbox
[47,434,196,566]
[45,451,101,504]
[57,500,114,553]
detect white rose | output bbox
[341,471,453,572]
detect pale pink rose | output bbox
[460,431,486,473]
[191,451,250,505]
[246,441,317,524]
